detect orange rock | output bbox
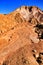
[0,6,43,65]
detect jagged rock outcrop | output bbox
[0,6,43,65]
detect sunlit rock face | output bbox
[0,6,43,65]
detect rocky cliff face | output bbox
[0,6,43,65]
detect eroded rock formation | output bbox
[0,6,43,65]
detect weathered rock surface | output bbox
[0,6,43,65]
